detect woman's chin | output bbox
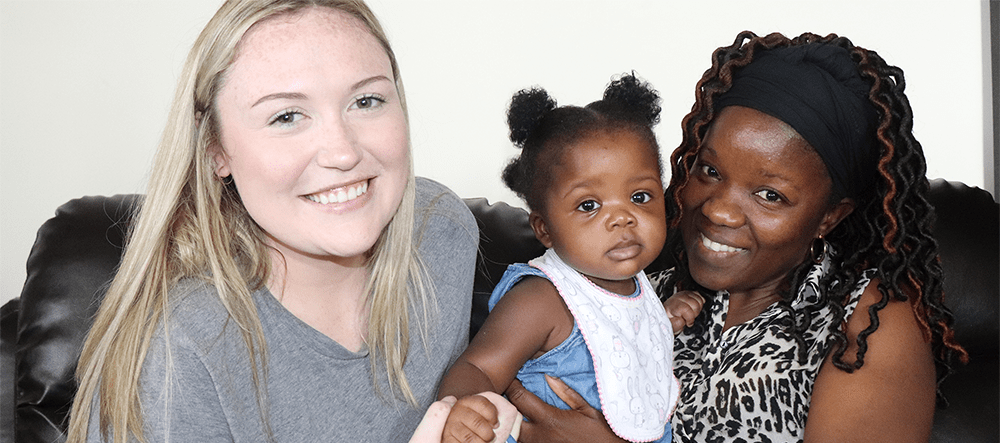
[688,264,727,293]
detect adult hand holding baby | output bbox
[505,376,625,443]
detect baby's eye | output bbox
[351,94,386,110]
[754,189,783,202]
[269,110,304,126]
[631,191,653,204]
[577,200,601,212]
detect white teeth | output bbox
[306,181,368,205]
[701,234,744,253]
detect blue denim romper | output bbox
[489,263,672,443]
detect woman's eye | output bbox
[352,94,386,110]
[577,200,601,212]
[698,164,719,178]
[754,189,783,202]
[631,191,653,204]
[269,110,303,126]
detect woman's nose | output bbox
[701,191,744,228]
[314,119,362,170]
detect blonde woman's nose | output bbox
[314,119,362,170]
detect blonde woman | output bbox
[65,1,516,441]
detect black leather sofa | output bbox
[2,179,997,443]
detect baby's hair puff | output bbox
[507,87,557,149]
[502,72,663,213]
[594,73,661,127]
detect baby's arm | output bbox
[663,290,705,334]
[438,276,574,443]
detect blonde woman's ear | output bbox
[213,149,231,178]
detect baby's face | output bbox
[532,129,666,295]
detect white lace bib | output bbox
[530,249,679,442]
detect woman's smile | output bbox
[304,179,370,205]
[697,233,746,254]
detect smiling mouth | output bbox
[700,234,746,253]
[305,180,369,205]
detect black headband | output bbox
[714,42,878,199]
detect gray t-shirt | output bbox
[88,177,477,442]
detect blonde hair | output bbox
[67,1,430,442]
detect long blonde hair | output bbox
[67,1,430,442]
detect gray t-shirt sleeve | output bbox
[412,177,477,363]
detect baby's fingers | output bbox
[676,291,705,311]
[476,392,521,443]
[668,314,687,333]
[444,395,499,443]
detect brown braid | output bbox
[662,31,968,401]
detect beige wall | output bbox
[1,0,990,304]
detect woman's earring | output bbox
[810,236,828,264]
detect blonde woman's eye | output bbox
[577,200,601,212]
[632,191,653,204]
[269,110,303,126]
[754,189,783,202]
[352,94,386,110]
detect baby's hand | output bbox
[441,394,500,443]
[663,290,705,334]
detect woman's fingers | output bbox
[505,378,623,443]
[544,375,601,419]
[409,396,457,443]
[504,378,548,421]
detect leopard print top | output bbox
[650,260,874,443]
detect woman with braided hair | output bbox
[652,31,969,442]
[503,31,967,443]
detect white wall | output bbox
[1,0,989,304]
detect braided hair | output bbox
[502,73,662,213]
[662,31,968,399]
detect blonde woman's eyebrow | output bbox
[351,75,392,91]
[249,75,392,108]
[251,92,307,108]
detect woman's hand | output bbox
[410,393,521,443]
[505,376,626,443]
[410,396,457,443]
